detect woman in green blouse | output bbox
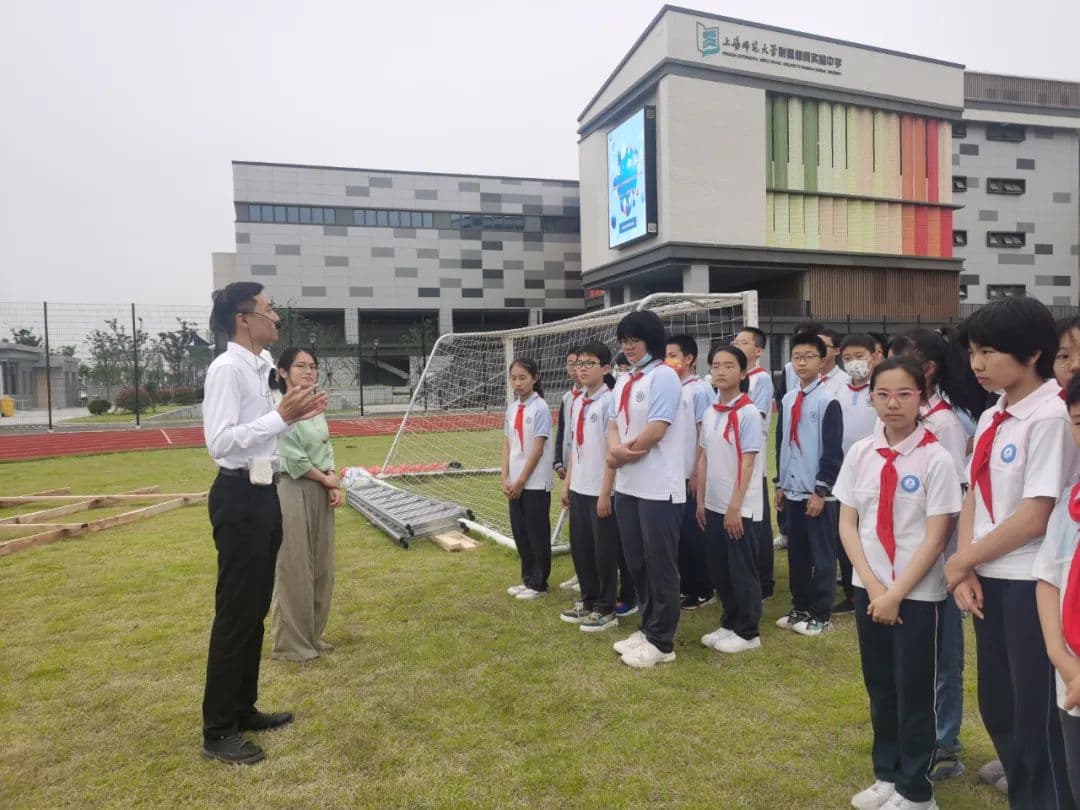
[271,347,341,662]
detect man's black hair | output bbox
[840,333,877,354]
[211,282,264,338]
[576,341,612,366]
[958,297,1057,380]
[791,332,827,358]
[739,326,767,349]
[666,333,699,363]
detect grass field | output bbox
[0,436,1008,809]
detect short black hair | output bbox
[1056,316,1080,341]
[576,341,611,366]
[959,297,1057,380]
[794,320,824,336]
[1067,373,1080,408]
[818,328,844,348]
[211,282,264,338]
[666,333,699,363]
[840,333,877,354]
[565,346,580,358]
[791,332,827,357]
[708,343,748,371]
[870,355,928,398]
[613,352,629,367]
[616,311,667,360]
[867,332,889,354]
[739,326,767,349]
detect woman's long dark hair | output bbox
[510,357,543,398]
[273,347,319,394]
[889,328,985,420]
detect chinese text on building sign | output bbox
[696,22,843,77]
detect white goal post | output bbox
[377,292,758,550]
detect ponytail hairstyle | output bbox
[210,282,263,337]
[889,327,985,420]
[273,347,319,394]
[869,356,929,414]
[510,356,543,398]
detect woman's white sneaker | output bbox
[850,780,895,809]
[612,631,647,655]
[620,640,676,669]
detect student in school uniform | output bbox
[553,348,582,593]
[837,356,962,810]
[945,297,1078,810]
[502,357,555,601]
[774,321,826,550]
[558,342,620,632]
[1056,316,1080,396]
[697,344,765,654]
[833,334,883,615]
[1034,374,1080,807]
[819,328,852,397]
[666,333,715,611]
[776,332,844,636]
[607,311,686,669]
[889,328,986,782]
[734,327,776,600]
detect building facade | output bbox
[576,6,1079,317]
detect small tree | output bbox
[10,327,41,347]
[153,318,202,386]
[85,317,149,401]
[58,345,77,357]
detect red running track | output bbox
[0,413,505,462]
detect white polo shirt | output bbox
[820,366,851,398]
[839,382,878,453]
[675,375,712,479]
[834,423,963,602]
[970,379,1077,580]
[1031,483,1080,717]
[746,366,773,420]
[505,392,554,491]
[921,391,970,484]
[699,393,764,519]
[567,387,613,498]
[608,360,685,503]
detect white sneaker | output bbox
[851,780,895,809]
[713,634,761,654]
[773,533,788,549]
[776,610,805,630]
[620,639,676,669]
[559,575,579,591]
[701,626,735,647]
[515,587,546,601]
[507,584,527,596]
[882,794,937,810]
[612,630,647,655]
[792,617,831,636]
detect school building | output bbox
[577,6,1080,324]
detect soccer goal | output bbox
[377,292,758,550]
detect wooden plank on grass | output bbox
[83,493,207,532]
[431,531,479,552]
[0,493,204,507]
[0,523,90,535]
[0,487,162,525]
[25,487,72,497]
[0,526,84,557]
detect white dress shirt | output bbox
[203,342,290,469]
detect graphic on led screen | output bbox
[608,109,648,248]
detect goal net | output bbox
[377,292,757,548]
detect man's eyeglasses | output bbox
[791,353,822,363]
[572,360,601,369]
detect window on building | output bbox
[388,210,400,228]
[248,204,262,221]
[953,230,968,247]
[958,284,968,300]
[986,231,1026,248]
[323,208,336,225]
[287,206,299,223]
[376,210,388,227]
[299,207,311,224]
[986,178,1026,195]
[987,284,1026,301]
[952,122,967,138]
[312,207,324,225]
[952,176,968,192]
[273,206,287,223]
[986,123,1026,142]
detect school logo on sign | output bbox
[901,475,921,493]
[696,22,720,56]
[1000,444,1018,463]
[635,391,646,403]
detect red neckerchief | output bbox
[575,394,594,447]
[748,367,766,377]
[513,402,526,452]
[570,388,582,401]
[714,394,753,480]
[925,399,953,417]
[1063,483,1080,655]
[876,430,939,580]
[617,370,645,432]
[970,410,1012,521]
[847,383,869,392]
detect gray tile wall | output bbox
[228,164,583,331]
[953,122,1080,306]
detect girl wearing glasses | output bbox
[271,347,342,662]
[834,356,962,810]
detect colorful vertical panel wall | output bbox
[765,93,955,258]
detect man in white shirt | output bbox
[201,282,327,765]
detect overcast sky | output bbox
[2,0,1077,305]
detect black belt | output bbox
[216,467,280,485]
